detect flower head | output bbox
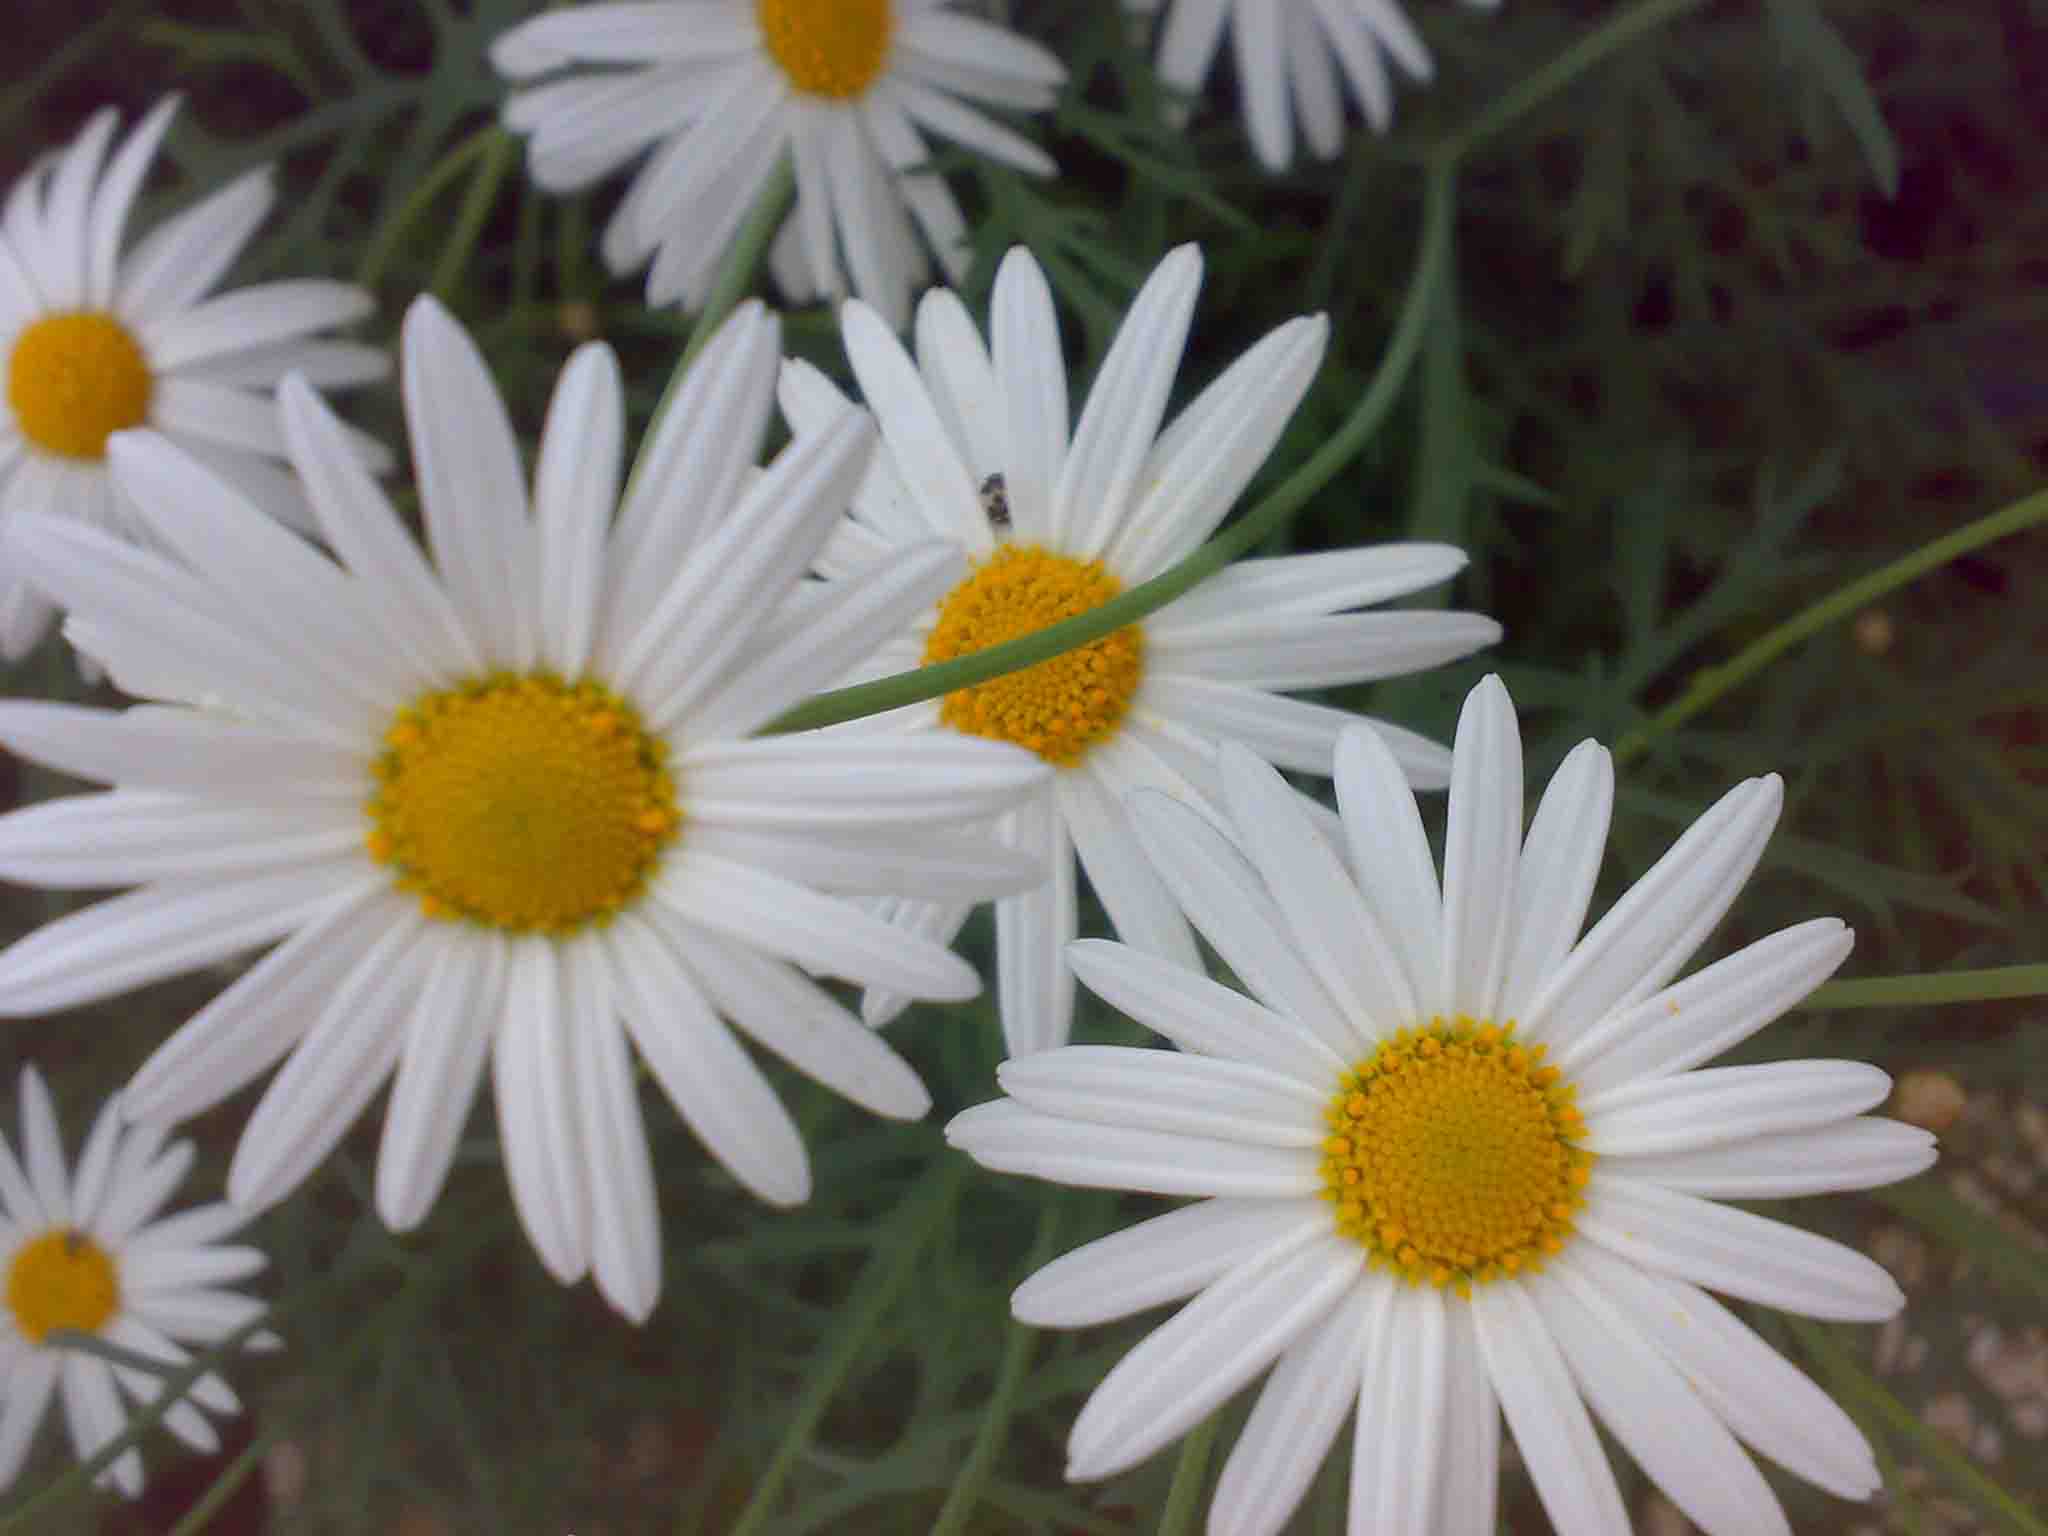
[947,675,1936,1536]
[1130,0,1499,170]
[492,1,1066,329]
[0,297,1048,1323]
[0,97,386,664]
[2,1067,270,1499]
[783,245,1498,1054]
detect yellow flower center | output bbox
[921,544,1144,768]
[6,311,154,460]
[1320,1019,1592,1294]
[6,1229,120,1345]
[364,674,680,935]
[756,0,893,98]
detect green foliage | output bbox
[2,0,2044,1531]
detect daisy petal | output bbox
[1210,1279,1380,1536]
[566,946,661,1323]
[945,1101,1318,1198]
[1334,723,1445,1016]
[1533,1256,1790,1536]
[532,342,624,677]
[995,787,1077,1056]
[1499,739,1613,1025]
[1012,1199,1328,1328]
[1580,1174,1905,1321]
[1602,1116,1937,1199]
[1353,1283,1448,1532]
[1437,1299,1501,1536]
[997,1046,1324,1146]
[1582,1060,1893,1156]
[375,931,501,1232]
[1065,1234,1362,1481]
[493,943,589,1286]
[990,249,1067,540]
[1058,768,1200,971]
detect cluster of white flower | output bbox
[0,6,1937,1532]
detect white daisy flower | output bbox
[1130,0,1496,171]
[948,675,1938,1536]
[781,244,1499,1056]
[0,296,1050,1323]
[2,1066,271,1499]
[492,0,1066,330]
[0,96,387,662]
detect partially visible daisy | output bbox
[2,1066,271,1499]
[493,1,1066,330]
[0,96,387,662]
[1129,0,1496,171]
[781,244,1498,1055]
[949,676,1937,1536]
[0,296,1049,1323]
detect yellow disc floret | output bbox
[1320,1018,1592,1294]
[756,0,893,98]
[365,674,679,934]
[6,311,153,460]
[6,1229,120,1344]
[921,543,1143,768]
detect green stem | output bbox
[1615,486,2048,765]
[620,154,795,515]
[355,125,501,289]
[1441,0,1709,160]
[1156,1412,1222,1536]
[763,157,1459,736]
[1802,963,2048,1010]
[725,1162,966,1536]
[1792,1319,2048,1536]
[929,1201,1063,1536]
[429,128,515,298]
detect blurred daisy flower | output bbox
[1129,0,1495,170]
[949,676,1936,1536]
[0,297,1048,1323]
[3,1066,271,1499]
[492,0,1065,329]
[0,97,386,663]
[782,245,1497,1055]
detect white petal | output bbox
[1565,1242,1881,1500]
[1052,245,1201,559]
[1058,768,1200,972]
[120,880,392,1125]
[1532,1257,1790,1536]
[1499,739,1612,1025]
[532,342,622,677]
[1065,1235,1363,1480]
[0,863,362,1016]
[682,821,1040,902]
[117,167,273,321]
[1011,1199,1328,1328]
[1151,610,1501,690]
[0,1351,58,1489]
[121,1244,267,1295]
[989,248,1067,542]
[142,279,371,370]
[1471,1280,1630,1536]
[1522,776,1783,1051]
[997,1046,1324,1145]
[1126,789,1360,1058]
[1580,1174,1906,1321]
[1066,938,1347,1088]
[86,1142,193,1251]
[1436,1298,1500,1536]
[67,1100,123,1233]
[1602,1115,1937,1199]
[401,295,534,668]
[1217,741,1415,1040]
[682,732,1046,833]
[1582,1060,1893,1156]
[1232,0,1292,168]
[1210,1278,1380,1536]
[1351,1283,1447,1533]
[658,918,932,1121]
[0,699,365,798]
[945,1100,1318,1199]
[0,791,358,888]
[375,931,501,1232]
[841,298,985,546]
[18,1066,70,1226]
[1562,919,1855,1093]
[565,946,661,1322]
[655,851,978,1001]
[1334,723,1444,1017]
[60,1353,140,1498]
[225,914,425,1210]
[995,787,1076,1055]
[1147,544,1467,635]
[602,914,810,1204]
[492,943,588,1286]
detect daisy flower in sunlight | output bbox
[781,244,1498,1055]
[0,297,1049,1324]
[492,0,1065,330]
[1130,0,1495,170]
[3,1066,271,1499]
[0,96,386,662]
[948,676,1937,1536]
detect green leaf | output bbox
[1765,0,1902,198]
